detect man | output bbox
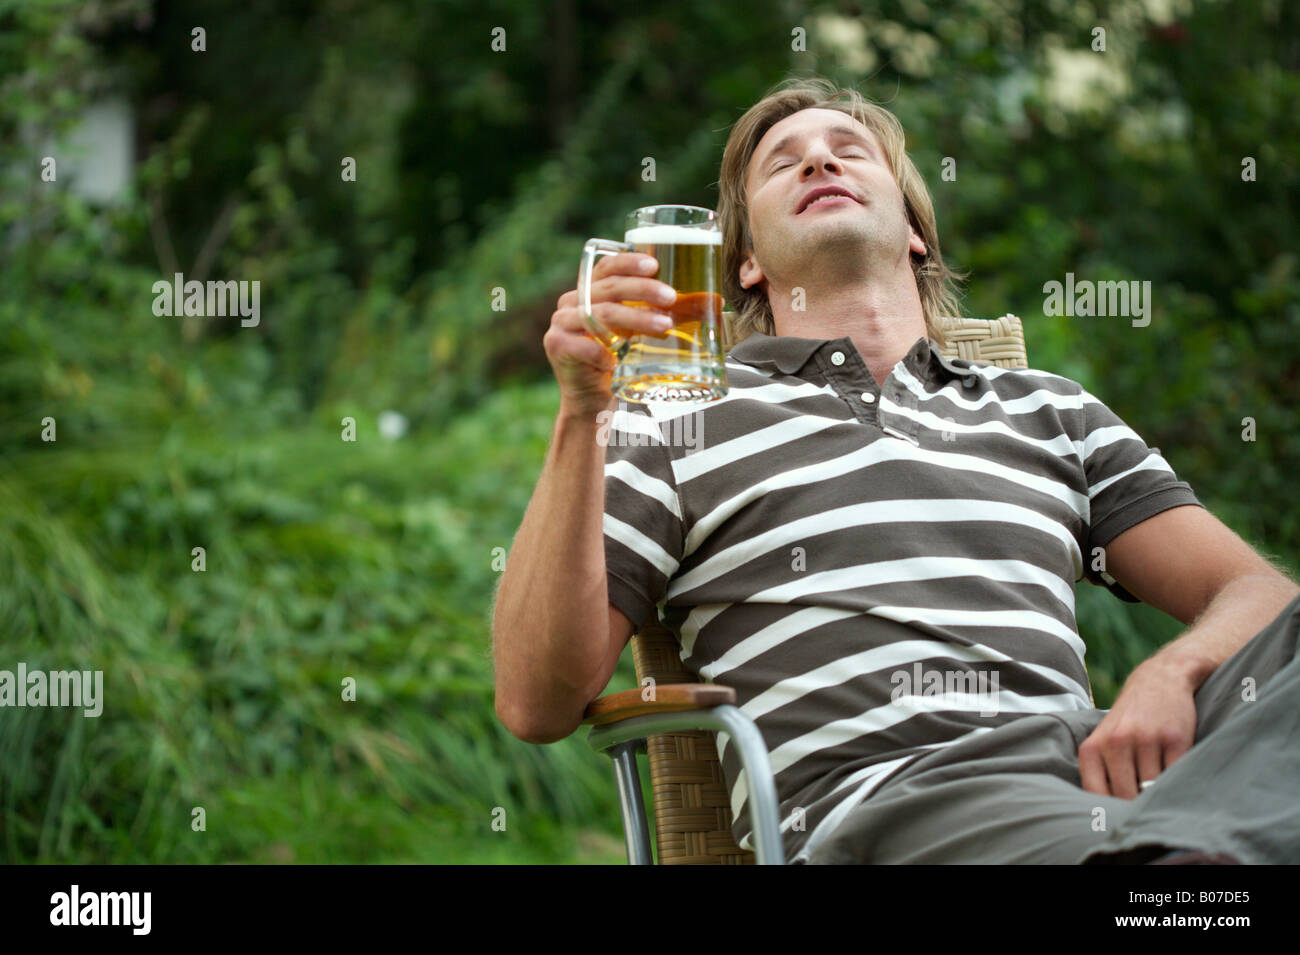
[492,76,1300,864]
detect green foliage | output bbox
[1,379,637,862]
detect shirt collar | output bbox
[728,331,970,383]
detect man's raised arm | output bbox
[491,251,677,743]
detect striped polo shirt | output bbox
[601,331,1202,862]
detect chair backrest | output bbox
[632,314,1028,863]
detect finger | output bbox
[1102,740,1141,800]
[1161,730,1193,771]
[544,325,615,376]
[552,334,614,370]
[556,277,674,323]
[591,275,677,309]
[1078,742,1109,796]
[559,273,669,312]
[555,303,674,337]
[1135,737,1164,794]
[591,251,659,281]
[559,258,670,313]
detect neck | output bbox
[768,274,927,386]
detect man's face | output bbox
[739,107,926,293]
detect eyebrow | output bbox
[758,125,878,170]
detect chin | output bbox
[803,219,875,249]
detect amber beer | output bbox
[615,225,724,401]
[579,205,728,403]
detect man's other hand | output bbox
[1077,657,1199,799]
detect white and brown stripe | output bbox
[602,333,1202,861]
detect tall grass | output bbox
[1,377,635,862]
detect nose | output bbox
[799,136,842,180]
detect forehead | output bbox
[749,108,881,171]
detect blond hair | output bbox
[718,75,964,347]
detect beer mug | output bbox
[579,204,728,403]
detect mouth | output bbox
[797,187,859,214]
[800,195,855,214]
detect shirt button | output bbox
[830,351,845,366]
[861,392,875,404]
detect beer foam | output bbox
[624,225,722,246]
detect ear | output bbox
[909,228,927,258]
[739,249,765,290]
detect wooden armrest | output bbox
[581,683,736,726]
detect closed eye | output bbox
[770,149,870,177]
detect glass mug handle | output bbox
[578,237,633,350]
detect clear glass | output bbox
[579,204,728,403]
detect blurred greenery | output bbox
[0,0,1296,862]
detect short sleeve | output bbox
[602,402,687,630]
[1077,388,1204,601]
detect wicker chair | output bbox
[581,314,1029,864]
